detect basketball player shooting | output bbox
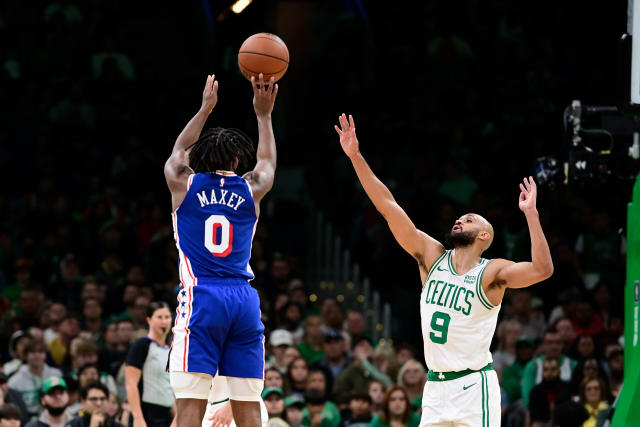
[335,114,553,426]
[164,74,278,427]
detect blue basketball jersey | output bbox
[171,171,257,283]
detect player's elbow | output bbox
[537,262,554,280]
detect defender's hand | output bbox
[252,73,278,118]
[518,176,538,213]
[201,74,219,114]
[207,401,233,427]
[335,113,359,159]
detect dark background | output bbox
[0,0,635,345]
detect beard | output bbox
[45,404,67,416]
[444,230,478,248]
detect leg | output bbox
[170,372,213,427]
[176,398,207,427]
[229,400,261,427]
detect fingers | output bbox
[519,183,527,194]
[259,73,265,91]
[334,124,343,135]
[213,79,219,95]
[519,191,526,202]
[250,76,257,92]
[528,176,537,189]
[348,114,355,130]
[269,77,276,94]
[339,114,348,130]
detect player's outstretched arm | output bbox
[244,73,278,204]
[335,114,444,271]
[493,177,554,289]
[164,75,218,207]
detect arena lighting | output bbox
[231,0,252,14]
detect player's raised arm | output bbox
[492,177,554,289]
[244,74,279,204]
[164,75,218,200]
[335,114,444,272]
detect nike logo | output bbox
[437,266,449,272]
[463,383,477,390]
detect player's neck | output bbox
[451,246,482,274]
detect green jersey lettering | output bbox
[463,290,474,315]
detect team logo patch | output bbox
[220,178,225,187]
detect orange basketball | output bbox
[238,33,289,83]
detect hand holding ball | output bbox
[238,33,289,83]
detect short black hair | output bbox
[81,381,108,400]
[188,127,255,174]
[0,403,22,420]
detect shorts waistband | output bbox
[186,277,250,286]
[427,363,493,382]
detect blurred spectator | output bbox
[570,335,597,363]
[283,395,305,427]
[8,339,62,417]
[48,313,80,368]
[286,358,309,399]
[527,357,572,427]
[395,360,425,410]
[550,400,589,427]
[507,290,546,341]
[43,303,67,345]
[70,340,117,394]
[98,323,125,377]
[0,403,21,427]
[263,387,286,420]
[320,300,344,331]
[521,330,575,407]
[315,329,351,382]
[266,330,295,374]
[105,393,129,427]
[115,319,134,352]
[302,389,340,427]
[130,295,150,332]
[605,348,623,397]
[306,369,330,399]
[370,386,420,427]
[24,376,73,427]
[554,317,576,354]
[64,381,125,427]
[0,373,29,425]
[492,320,522,375]
[338,391,372,427]
[501,338,535,425]
[3,331,32,376]
[297,316,325,364]
[265,368,285,390]
[571,301,604,338]
[367,380,385,418]
[344,312,366,345]
[80,298,102,337]
[332,337,390,406]
[579,377,609,427]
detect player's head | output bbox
[187,127,255,173]
[445,213,494,252]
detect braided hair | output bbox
[188,127,255,174]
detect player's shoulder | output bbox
[480,258,514,284]
[418,235,446,272]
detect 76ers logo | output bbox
[220,178,225,187]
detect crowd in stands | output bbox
[0,1,631,427]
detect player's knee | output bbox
[170,371,212,400]
[227,377,264,402]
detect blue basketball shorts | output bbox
[169,278,265,379]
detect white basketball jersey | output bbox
[420,249,501,372]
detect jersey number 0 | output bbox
[204,214,233,257]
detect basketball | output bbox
[238,33,289,82]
